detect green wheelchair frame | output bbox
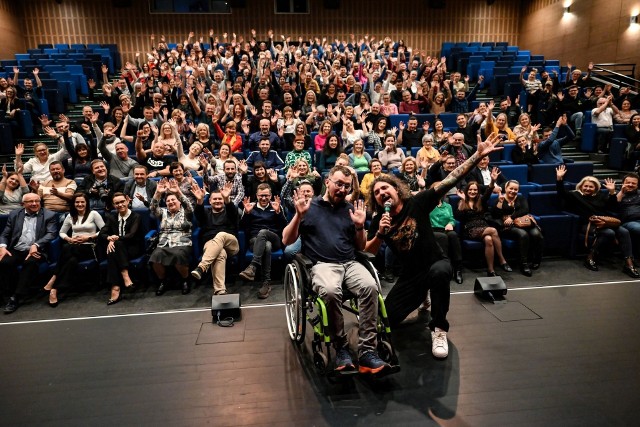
[284,250,399,375]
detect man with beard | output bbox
[190,182,239,296]
[283,165,393,376]
[123,165,157,209]
[34,161,76,215]
[364,133,502,359]
[206,159,245,207]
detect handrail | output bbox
[591,63,639,92]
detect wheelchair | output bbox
[284,250,399,376]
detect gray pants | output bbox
[310,260,378,357]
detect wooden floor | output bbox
[1,282,639,426]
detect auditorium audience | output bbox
[2,26,632,310]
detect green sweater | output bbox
[429,201,455,229]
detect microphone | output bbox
[383,200,392,234]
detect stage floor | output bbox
[1,279,639,426]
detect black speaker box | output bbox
[324,0,340,9]
[474,276,507,301]
[211,294,241,324]
[112,0,132,7]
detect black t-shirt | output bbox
[367,189,446,269]
[142,154,175,172]
[401,129,424,148]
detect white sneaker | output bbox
[431,328,449,359]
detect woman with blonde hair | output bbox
[556,165,638,276]
[190,122,215,152]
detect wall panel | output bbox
[519,0,640,76]
[17,0,521,63]
[0,0,25,59]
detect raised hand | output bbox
[220,181,233,200]
[38,114,51,127]
[349,199,366,228]
[43,126,57,138]
[476,132,503,158]
[15,143,24,156]
[556,164,567,181]
[271,195,281,213]
[242,196,255,214]
[490,166,501,182]
[191,181,205,201]
[604,178,616,193]
[292,189,311,216]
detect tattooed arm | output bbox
[433,133,501,198]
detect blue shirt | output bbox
[15,212,38,251]
[300,196,356,263]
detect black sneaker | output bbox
[191,267,204,281]
[181,280,191,295]
[334,347,356,372]
[623,265,640,279]
[3,297,18,314]
[358,350,390,375]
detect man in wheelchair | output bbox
[282,165,393,375]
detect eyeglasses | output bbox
[329,179,352,191]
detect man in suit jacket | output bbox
[0,193,58,313]
[123,165,158,209]
[464,155,506,194]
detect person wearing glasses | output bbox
[99,192,145,305]
[238,184,287,299]
[0,193,58,314]
[283,165,393,375]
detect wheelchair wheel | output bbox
[284,263,306,344]
[377,340,399,367]
[313,351,328,374]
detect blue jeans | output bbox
[622,220,640,257]
[570,112,583,132]
[283,237,302,262]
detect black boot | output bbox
[520,262,532,277]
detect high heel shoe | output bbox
[107,288,122,305]
[500,263,513,272]
[48,289,58,308]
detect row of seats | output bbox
[0,185,603,286]
[0,44,121,114]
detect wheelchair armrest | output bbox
[355,250,376,263]
[294,253,314,270]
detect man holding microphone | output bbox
[365,133,503,359]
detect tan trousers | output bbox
[198,232,239,293]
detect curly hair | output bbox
[368,174,412,215]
